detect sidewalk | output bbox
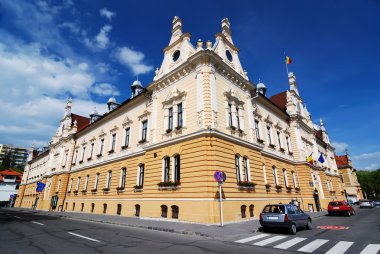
[7,207,327,241]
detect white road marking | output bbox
[31,221,44,226]
[68,232,101,243]
[13,216,21,219]
[274,237,307,249]
[325,241,354,254]
[253,235,288,246]
[360,244,380,254]
[297,239,329,253]
[234,234,269,243]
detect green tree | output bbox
[357,169,380,199]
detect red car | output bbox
[328,201,356,216]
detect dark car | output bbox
[327,201,355,216]
[259,204,312,235]
[374,200,380,206]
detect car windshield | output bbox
[329,202,343,206]
[263,205,285,214]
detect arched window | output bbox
[171,205,179,219]
[117,204,122,215]
[174,155,180,182]
[249,204,254,217]
[81,203,84,212]
[103,203,107,214]
[91,203,95,213]
[241,205,247,218]
[161,205,168,218]
[135,204,140,217]
[235,155,241,183]
[163,157,170,182]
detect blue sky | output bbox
[0,0,379,170]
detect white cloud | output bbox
[332,141,348,154]
[92,83,120,97]
[59,22,81,34]
[0,42,114,147]
[116,46,153,75]
[352,152,380,171]
[100,8,116,21]
[84,25,112,51]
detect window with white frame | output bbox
[174,155,180,182]
[68,178,73,192]
[84,175,89,190]
[291,171,297,187]
[89,143,94,159]
[243,157,250,182]
[63,152,68,166]
[255,120,261,140]
[137,164,144,187]
[235,155,241,183]
[163,157,170,182]
[110,133,116,152]
[76,177,81,191]
[123,128,130,147]
[236,107,241,130]
[228,104,233,127]
[267,126,272,145]
[99,139,104,156]
[286,136,291,153]
[262,164,267,184]
[168,107,173,131]
[277,132,282,149]
[106,171,112,189]
[73,150,78,164]
[94,173,99,190]
[120,167,126,188]
[177,103,183,128]
[326,181,330,192]
[272,166,278,186]
[141,120,148,141]
[283,169,288,187]
[80,147,86,162]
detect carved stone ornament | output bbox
[223,87,244,105]
[98,129,106,137]
[122,115,133,127]
[264,114,273,124]
[162,86,186,106]
[252,103,263,118]
[81,139,87,145]
[274,120,283,130]
[138,110,151,120]
[109,125,119,133]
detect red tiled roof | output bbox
[335,155,349,167]
[269,91,287,112]
[71,113,90,132]
[0,169,23,183]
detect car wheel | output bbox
[289,224,297,235]
[347,211,351,217]
[261,227,267,233]
[306,219,312,230]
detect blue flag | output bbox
[36,182,46,193]
[318,153,325,163]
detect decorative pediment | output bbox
[264,114,274,124]
[224,87,244,105]
[81,139,87,145]
[162,86,187,106]
[252,104,263,118]
[109,125,119,133]
[122,115,133,127]
[138,110,151,120]
[274,120,284,130]
[284,127,290,135]
[98,129,106,137]
[89,136,96,142]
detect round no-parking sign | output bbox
[214,171,226,182]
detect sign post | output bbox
[214,171,226,227]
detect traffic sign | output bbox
[10,195,14,198]
[214,171,224,182]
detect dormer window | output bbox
[172,50,180,62]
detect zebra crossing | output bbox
[234,233,380,254]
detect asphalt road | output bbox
[0,206,379,254]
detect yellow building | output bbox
[335,150,364,202]
[16,17,345,224]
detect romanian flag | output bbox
[307,153,313,165]
[286,56,292,65]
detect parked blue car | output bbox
[260,204,312,235]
